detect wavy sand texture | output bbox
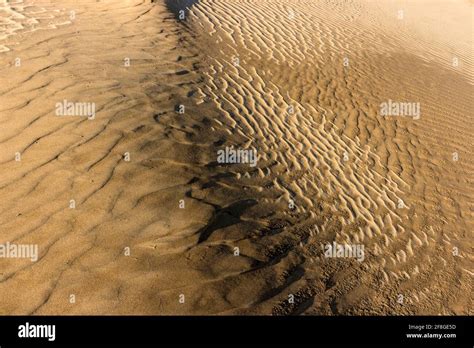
[0,0,220,314]
[187,0,473,314]
[0,0,71,52]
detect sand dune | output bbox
[0,0,472,315]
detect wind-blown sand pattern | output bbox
[0,0,71,52]
[0,0,472,315]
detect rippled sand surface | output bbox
[0,0,71,52]
[0,0,472,315]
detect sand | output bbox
[0,0,472,315]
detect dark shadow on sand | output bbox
[196,199,258,243]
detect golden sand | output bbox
[0,0,472,315]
